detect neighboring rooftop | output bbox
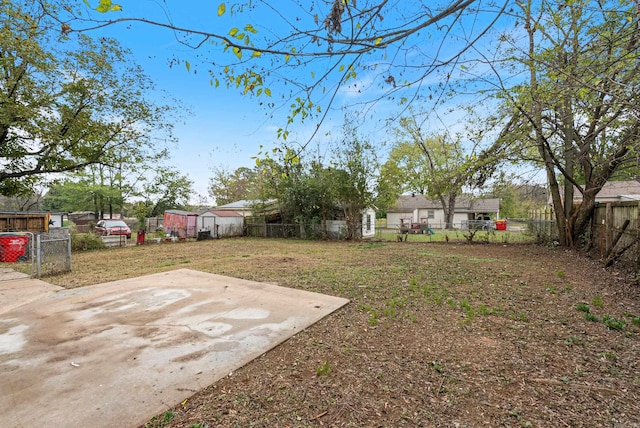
[388,194,500,212]
[573,180,640,203]
[215,199,277,210]
[165,209,199,216]
[208,210,244,217]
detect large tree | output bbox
[0,1,175,197]
[379,141,431,199]
[329,121,378,239]
[130,166,195,230]
[137,167,195,218]
[208,166,257,206]
[491,0,640,245]
[393,116,469,229]
[248,117,377,239]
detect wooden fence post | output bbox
[637,200,640,273]
[605,203,613,255]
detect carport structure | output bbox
[0,269,349,427]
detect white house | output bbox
[572,180,640,204]
[197,209,244,237]
[386,194,500,229]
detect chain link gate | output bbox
[35,232,72,277]
[0,231,72,279]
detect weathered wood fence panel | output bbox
[591,201,639,265]
[528,208,559,241]
[532,202,640,267]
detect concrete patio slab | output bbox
[0,269,349,428]
[0,276,63,315]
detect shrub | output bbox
[70,224,105,251]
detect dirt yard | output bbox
[49,238,640,427]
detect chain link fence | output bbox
[0,230,73,279]
[245,223,354,240]
[35,230,72,277]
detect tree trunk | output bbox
[525,2,567,245]
[561,5,580,225]
[439,194,456,229]
[569,183,601,244]
[546,160,567,245]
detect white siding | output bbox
[197,213,244,237]
[386,213,413,228]
[325,220,347,238]
[388,209,466,229]
[215,217,244,237]
[452,213,470,228]
[198,213,217,232]
[426,209,446,229]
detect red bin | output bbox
[136,230,146,245]
[0,235,29,262]
[494,220,507,231]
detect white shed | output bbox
[198,209,244,237]
[323,207,376,239]
[361,207,376,239]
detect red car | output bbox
[94,220,131,239]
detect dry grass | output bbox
[48,238,640,427]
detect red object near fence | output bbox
[494,220,507,231]
[0,235,29,262]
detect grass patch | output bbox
[592,295,603,308]
[377,230,535,244]
[316,361,331,377]
[603,315,626,331]
[584,312,599,322]
[576,303,590,313]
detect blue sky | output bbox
[82,2,294,201]
[77,0,513,203]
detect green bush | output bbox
[70,225,105,251]
[72,233,105,251]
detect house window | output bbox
[427,210,435,219]
[366,214,372,232]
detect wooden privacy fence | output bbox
[531,202,640,268]
[528,207,559,241]
[591,201,640,267]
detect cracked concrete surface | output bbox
[0,269,349,427]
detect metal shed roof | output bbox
[165,209,199,216]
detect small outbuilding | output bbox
[322,207,376,239]
[0,211,66,233]
[163,210,199,239]
[361,207,376,239]
[197,209,244,238]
